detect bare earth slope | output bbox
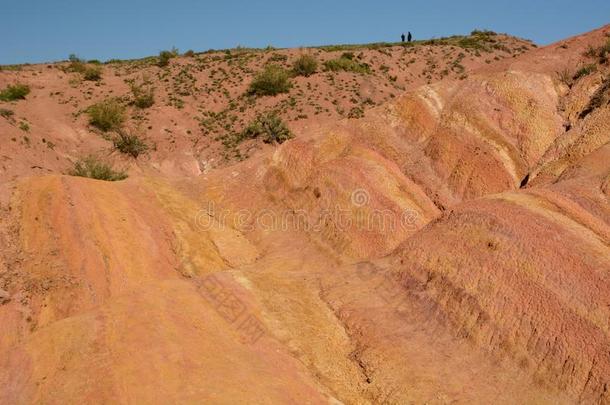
[0,27,609,403]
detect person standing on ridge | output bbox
[401,33,405,42]
[408,31,412,42]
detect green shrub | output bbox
[584,39,610,63]
[471,29,497,36]
[158,48,178,67]
[556,68,573,87]
[573,64,597,80]
[0,64,23,72]
[268,53,288,63]
[69,156,127,181]
[241,112,293,143]
[292,54,318,77]
[0,108,14,119]
[348,106,364,119]
[87,98,126,131]
[579,76,610,119]
[83,65,102,81]
[458,36,487,50]
[0,84,30,101]
[158,51,173,67]
[130,77,155,108]
[113,130,148,158]
[323,56,370,74]
[584,45,599,58]
[67,54,87,73]
[66,55,102,80]
[598,39,610,63]
[183,49,195,57]
[248,65,292,96]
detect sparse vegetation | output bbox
[0,84,30,101]
[471,29,497,36]
[579,75,610,119]
[583,38,610,64]
[67,54,102,80]
[0,108,14,119]
[268,53,288,63]
[348,106,364,119]
[324,55,370,74]
[601,39,610,63]
[69,156,127,181]
[87,98,126,131]
[67,54,85,73]
[129,76,155,108]
[292,54,318,77]
[83,64,102,81]
[113,130,149,158]
[0,64,23,72]
[573,64,597,80]
[557,68,574,87]
[158,48,179,67]
[241,112,293,143]
[248,65,292,96]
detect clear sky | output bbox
[2,0,609,64]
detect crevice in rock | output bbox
[519,173,530,188]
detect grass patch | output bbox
[0,64,23,71]
[601,39,610,62]
[471,29,497,36]
[579,75,610,119]
[0,108,14,119]
[67,55,102,81]
[19,121,30,132]
[241,112,293,143]
[113,130,148,158]
[573,64,597,80]
[158,48,179,67]
[583,38,610,64]
[87,98,126,131]
[129,76,155,108]
[248,65,292,96]
[456,30,498,50]
[556,68,574,87]
[323,55,370,74]
[292,54,318,77]
[82,65,102,81]
[69,156,127,181]
[0,84,30,101]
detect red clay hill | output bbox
[0,26,608,403]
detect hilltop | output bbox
[0,31,533,189]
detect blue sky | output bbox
[2,0,609,64]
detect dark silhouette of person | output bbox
[401,33,406,42]
[408,32,412,42]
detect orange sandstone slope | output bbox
[0,26,609,403]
